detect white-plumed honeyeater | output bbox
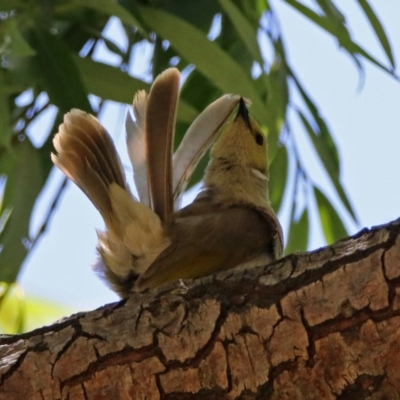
[51,68,283,297]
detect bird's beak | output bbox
[235,97,251,129]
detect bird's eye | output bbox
[255,133,264,146]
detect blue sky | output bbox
[18,2,400,318]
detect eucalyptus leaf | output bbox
[264,58,289,159]
[218,0,263,64]
[314,186,347,244]
[269,144,288,212]
[297,111,339,179]
[75,57,197,123]
[0,139,45,283]
[297,109,356,226]
[0,0,397,303]
[292,73,357,223]
[316,0,346,26]
[284,0,395,76]
[347,41,396,76]
[75,56,149,103]
[284,0,362,73]
[29,29,92,114]
[138,6,267,124]
[356,0,395,70]
[0,72,12,147]
[69,0,146,35]
[285,207,309,255]
[0,1,25,13]
[1,19,36,57]
[0,283,74,334]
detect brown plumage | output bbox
[51,68,283,297]
[135,197,278,290]
[135,98,283,290]
[52,109,170,296]
[51,110,126,222]
[145,68,180,222]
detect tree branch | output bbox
[1,218,400,399]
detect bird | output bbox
[51,67,283,297]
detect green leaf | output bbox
[316,0,346,25]
[347,41,395,76]
[0,1,25,12]
[284,1,342,38]
[180,69,221,113]
[68,0,146,35]
[177,69,222,146]
[1,19,36,57]
[123,0,219,33]
[178,100,199,124]
[285,0,363,72]
[97,34,126,58]
[0,139,45,283]
[269,144,288,212]
[291,75,337,163]
[218,0,263,64]
[314,186,347,244]
[292,73,357,223]
[285,207,309,255]
[0,205,12,237]
[284,0,394,76]
[138,6,267,125]
[356,0,395,70]
[23,295,74,332]
[265,58,289,159]
[0,71,12,147]
[75,56,149,103]
[29,29,92,114]
[186,149,210,191]
[296,109,357,224]
[75,57,198,123]
[0,282,24,333]
[297,110,339,176]
[0,283,74,334]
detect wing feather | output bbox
[172,95,240,201]
[134,206,275,290]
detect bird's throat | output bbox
[203,161,270,209]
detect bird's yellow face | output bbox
[210,101,268,177]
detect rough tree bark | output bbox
[1,218,400,399]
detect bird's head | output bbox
[210,98,268,179]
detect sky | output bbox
[16,1,400,322]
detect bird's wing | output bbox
[134,206,277,291]
[172,94,240,202]
[256,204,284,260]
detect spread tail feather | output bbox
[126,90,150,206]
[145,68,180,222]
[52,110,171,296]
[51,109,127,224]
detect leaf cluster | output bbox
[0,0,396,332]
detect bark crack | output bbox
[336,373,386,400]
[60,342,155,390]
[300,306,316,368]
[0,340,49,386]
[309,304,400,343]
[2,219,400,399]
